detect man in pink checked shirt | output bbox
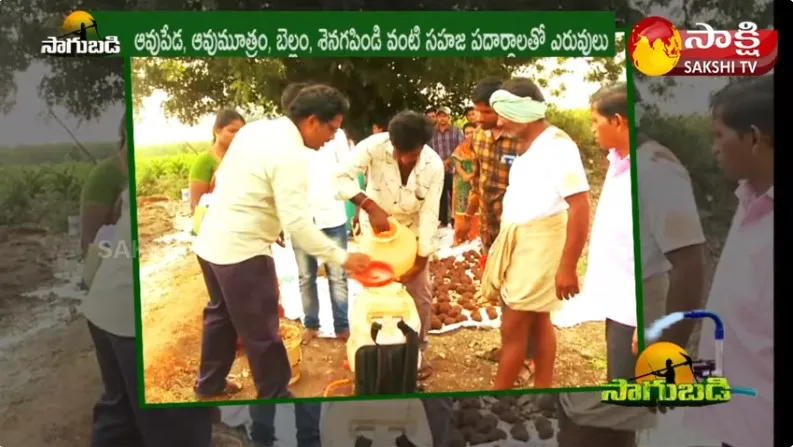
[684,77,774,447]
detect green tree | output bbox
[0,0,769,123]
[1,0,639,124]
[131,46,625,141]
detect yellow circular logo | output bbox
[628,17,683,77]
[62,11,99,40]
[634,341,695,384]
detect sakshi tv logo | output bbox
[628,17,777,77]
[601,310,757,407]
[41,11,121,56]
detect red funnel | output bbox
[351,260,395,287]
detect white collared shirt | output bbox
[307,129,351,230]
[335,132,444,257]
[685,182,774,447]
[193,117,348,267]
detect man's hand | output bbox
[455,214,471,243]
[275,231,286,247]
[555,264,579,299]
[351,206,361,236]
[343,252,372,275]
[366,203,391,234]
[397,256,428,284]
[631,327,639,355]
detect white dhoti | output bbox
[481,211,568,313]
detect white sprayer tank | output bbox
[346,282,422,373]
[321,399,432,446]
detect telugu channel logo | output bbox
[601,310,757,406]
[40,11,121,56]
[628,16,777,76]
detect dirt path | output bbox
[0,223,98,446]
[138,200,607,403]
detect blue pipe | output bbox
[729,387,757,396]
[683,310,724,340]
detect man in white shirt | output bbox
[484,78,591,390]
[278,83,352,345]
[684,77,774,447]
[556,84,707,446]
[336,110,444,380]
[192,84,372,400]
[80,118,213,446]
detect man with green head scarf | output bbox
[481,78,591,391]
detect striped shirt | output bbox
[430,126,464,172]
[467,128,521,250]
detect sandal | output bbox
[513,361,536,388]
[479,347,500,363]
[417,364,434,381]
[194,379,243,399]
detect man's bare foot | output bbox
[301,328,319,345]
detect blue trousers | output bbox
[292,224,349,333]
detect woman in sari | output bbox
[451,123,479,245]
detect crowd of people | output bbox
[75,74,773,446]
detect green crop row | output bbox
[0,163,94,230]
[135,153,198,199]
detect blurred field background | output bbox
[0,107,733,263]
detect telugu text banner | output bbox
[88,11,616,58]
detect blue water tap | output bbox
[683,310,724,340]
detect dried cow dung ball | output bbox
[430,316,443,330]
[475,413,498,433]
[498,395,517,406]
[485,306,498,320]
[510,423,530,442]
[459,426,475,441]
[438,302,452,314]
[499,409,519,424]
[455,313,467,323]
[461,408,481,426]
[470,311,483,322]
[447,430,466,447]
[536,394,556,413]
[534,415,555,440]
[443,316,456,325]
[468,432,488,445]
[448,306,461,317]
[459,397,482,409]
[431,303,439,313]
[488,428,508,442]
[489,402,509,416]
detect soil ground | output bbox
[0,198,608,446]
[137,200,607,403]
